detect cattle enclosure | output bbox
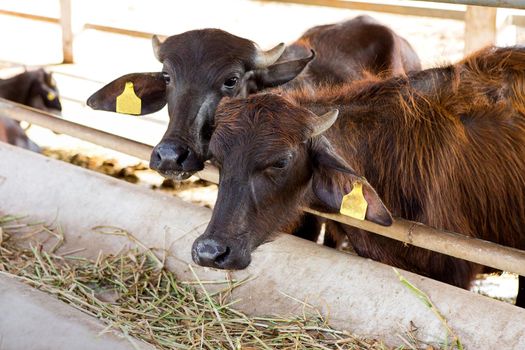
[1,0,525,349]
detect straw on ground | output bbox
[0,214,446,349]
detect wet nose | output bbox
[150,143,189,171]
[192,238,231,268]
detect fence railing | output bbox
[2,0,525,63]
[2,97,524,276]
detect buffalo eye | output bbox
[162,72,170,84]
[270,153,293,170]
[223,77,238,89]
[272,158,289,169]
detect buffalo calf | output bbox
[194,46,525,308]
[87,17,420,181]
[0,69,62,152]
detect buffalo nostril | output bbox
[195,239,231,267]
[150,149,162,169]
[150,144,190,169]
[214,246,231,265]
[174,147,189,166]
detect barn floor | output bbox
[0,0,521,307]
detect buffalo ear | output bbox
[360,182,394,226]
[309,137,393,226]
[87,72,166,115]
[310,136,356,175]
[246,50,315,92]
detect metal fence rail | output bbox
[1,0,525,62]
[414,0,525,9]
[2,97,524,276]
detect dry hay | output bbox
[42,148,215,199]
[0,215,390,349]
[0,214,462,349]
[42,148,148,184]
[41,148,218,210]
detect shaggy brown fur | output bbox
[273,15,421,244]
[196,46,525,307]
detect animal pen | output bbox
[0,0,525,349]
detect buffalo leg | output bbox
[516,275,525,308]
[323,228,338,248]
[292,215,347,248]
[324,220,347,249]
[291,213,322,243]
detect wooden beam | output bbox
[0,98,524,276]
[59,0,74,63]
[0,9,56,23]
[83,23,157,39]
[464,5,498,55]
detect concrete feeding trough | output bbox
[1,142,524,348]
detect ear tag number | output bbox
[116,82,141,115]
[47,92,56,101]
[340,181,368,220]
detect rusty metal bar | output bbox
[0,99,220,182]
[0,2,465,24]
[0,99,152,160]
[413,0,525,9]
[258,0,465,20]
[304,208,525,276]
[1,98,524,275]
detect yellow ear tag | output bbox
[116,82,141,115]
[340,181,368,220]
[47,92,56,101]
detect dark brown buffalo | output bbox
[281,15,421,88]
[86,16,420,181]
[193,46,525,308]
[0,69,62,152]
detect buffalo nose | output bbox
[150,143,189,170]
[192,238,231,268]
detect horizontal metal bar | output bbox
[413,0,525,9]
[1,98,523,276]
[0,1,523,35]
[258,0,465,20]
[304,208,525,276]
[0,99,220,182]
[0,99,152,160]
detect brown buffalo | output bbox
[87,16,420,181]
[0,69,62,152]
[193,46,525,308]
[281,15,421,88]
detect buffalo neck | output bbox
[289,69,465,222]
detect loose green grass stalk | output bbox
[394,268,463,350]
